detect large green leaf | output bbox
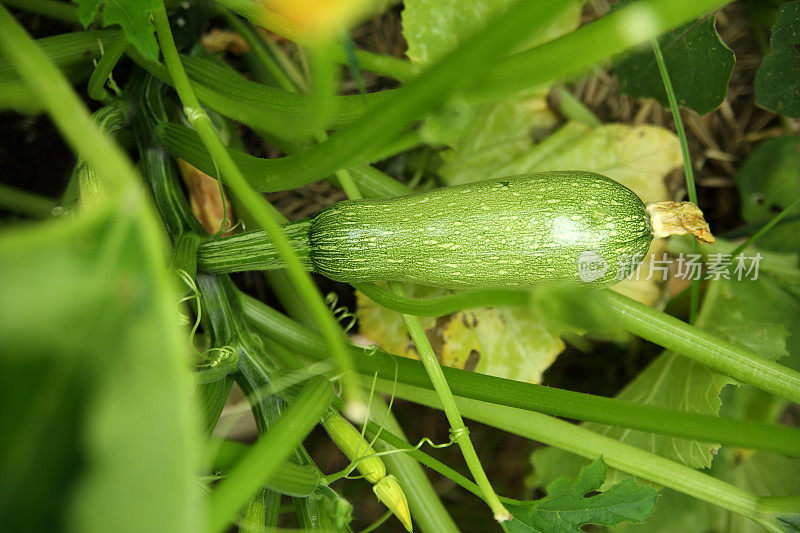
[0,211,200,532]
[755,0,800,117]
[504,458,658,532]
[532,268,795,487]
[615,15,735,115]
[735,135,800,252]
[74,0,160,61]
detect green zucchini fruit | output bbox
[197,171,713,288]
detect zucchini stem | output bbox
[197,221,313,273]
[647,201,715,244]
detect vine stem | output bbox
[151,5,362,415]
[388,282,511,522]
[351,282,800,406]
[87,31,128,102]
[650,37,701,323]
[598,288,800,404]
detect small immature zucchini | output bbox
[197,171,713,289]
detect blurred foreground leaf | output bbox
[403,0,580,157]
[615,15,734,115]
[401,0,580,65]
[755,0,800,117]
[0,210,200,532]
[504,458,658,532]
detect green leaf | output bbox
[402,0,540,64]
[0,212,200,532]
[532,272,794,487]
[74,0,160,61]
[615,487,723,533]
[706,278,790,364]
[432,91,560,172]
[615,15,735,115]
[402,0,580,64]
[755,0,800,117]
[735,135,800,252]
[402,0,508,64]
[504,458,658,532]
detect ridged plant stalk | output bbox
[208,376,334,533]
[151,4,363,414]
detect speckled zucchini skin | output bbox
[309,172,653,288]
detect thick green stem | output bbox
[379,380,788,529]
[354,281,800,406]
[197,220,312,273]
[0,0,78,23]
[598,289,800,405]
[152,5,362,412]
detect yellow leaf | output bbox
[355,284,446,357]
[441,308,564,384]
[523,122,680,203]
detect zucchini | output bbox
[198,171,714,288]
